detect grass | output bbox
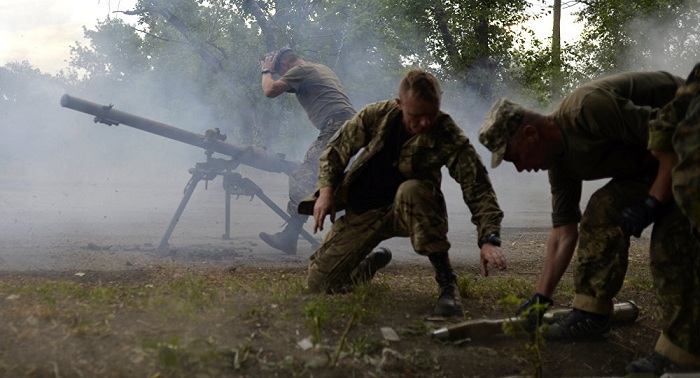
[0,259,657,377]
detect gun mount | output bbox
[60,94,320,251]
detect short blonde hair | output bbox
[398,69,442,104]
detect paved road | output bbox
[1,167,555,272]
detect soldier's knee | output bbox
[396,180,440,207]
[306,268,328,293]
[397,180,430,197]
[585,193,618,219]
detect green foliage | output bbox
[6,0,698,159]
[571,0,699,76]
[55,0,560,152]
[500,294,545,377]
[140,274,221,316]
[302,295,331,344]
[141,336,255,374]
[347,335,384,357]
[458,275,534,299]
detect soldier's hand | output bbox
[516,293,553,327]
[618,195,666,237]
[480,244,506,277]
[313,187,336,233]
[260,54,275,73]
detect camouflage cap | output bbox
[478,98,526,168]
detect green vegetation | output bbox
[3,0,698,166]
[0,260,656,376]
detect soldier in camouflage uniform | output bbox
[660,64,700,234]
[478,71,684,338]
[626,63,700,375]
[259,48,356,255]
[297,69,506,317]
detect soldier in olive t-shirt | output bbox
[259,48,356,255]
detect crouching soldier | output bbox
[298,69,506,317]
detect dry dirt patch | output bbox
[0,174,659,376]
[0,232,659,377]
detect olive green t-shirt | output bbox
[548,71,683,226]
[280,62,355,130]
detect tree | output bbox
[67,0,580,153]
[378,0,533,100]
[570,0,700,78]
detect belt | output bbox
[323,112,355,129]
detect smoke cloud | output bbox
[2,1,695,268]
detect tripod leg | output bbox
[158,171,204,250]
[223,188,232,240]
[241,177,320,248]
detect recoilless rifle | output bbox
[60,94,320,251]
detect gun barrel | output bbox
[60,94,300,174]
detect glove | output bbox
[618,195,666,238]
[516,293,553,326]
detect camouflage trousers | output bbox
[649,205,700,365]
[286,120,346,219]
[572,174,700,364]
[306,180,450,293]
[672,94,700,236]
[572,174,655,314]
[658,94,700,365]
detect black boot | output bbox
[259,215,305,255]
[429,252,463,317]
[350,247,392,285]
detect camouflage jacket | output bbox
[648,63,700,233]
[648,65,700,153]
[298,99,503,240]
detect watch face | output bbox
[479,233,501,248]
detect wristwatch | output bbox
[261,68,271,75]
[478,232,501,248]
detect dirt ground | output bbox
[0,169,661,377]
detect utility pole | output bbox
[552,0,563,98]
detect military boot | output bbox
[350,247,393,285]
[542,308,610,340]
[429,252,463,317]
[259,215,306,255]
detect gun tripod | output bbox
[158,157,320,251]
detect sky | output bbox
[0,0,138,74]
[0,1,583,75]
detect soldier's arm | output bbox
[648,151,677,203]
[448,141,503,239]
[261,74,291,98]
[537,223,579,297]
[539,169,583,295]
[260,54,291,98]
[447,138,506,275]
[647,89,685,204]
